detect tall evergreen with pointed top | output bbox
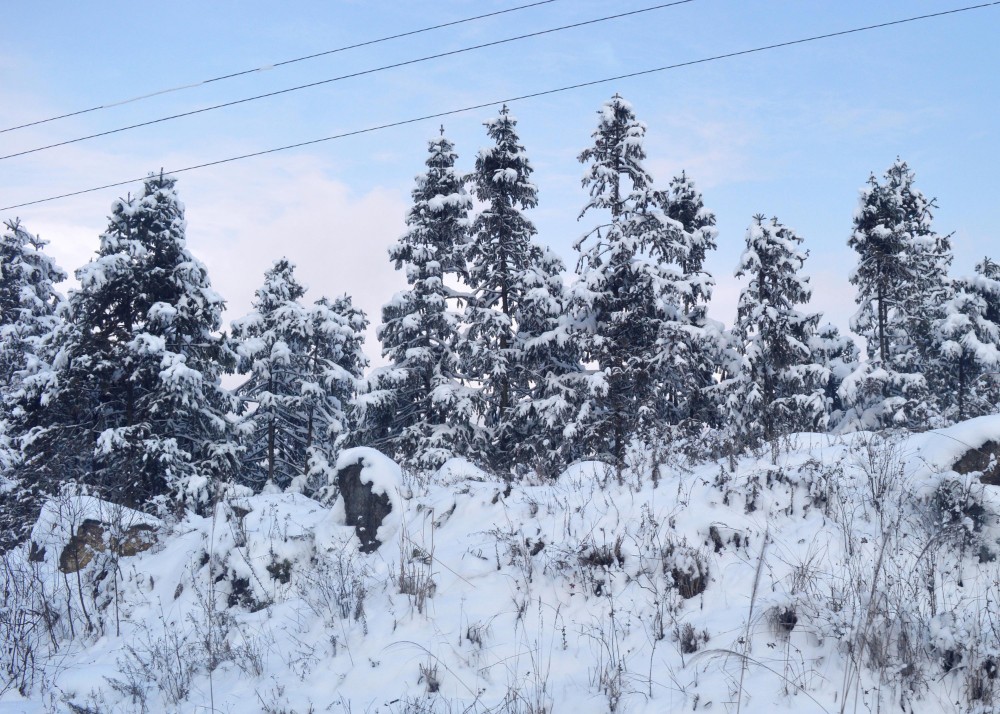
[936,257,1000,421]
[300,294,368,493]
[0,219,66,548]
[844,159,951,429]
[234,261,368,493]
[356,131,475,470]
[232,259,310,491]
[16,173,239,513]
[724,215,825,446]
[462,105,578,472]
[570,94,679,461]
[655,171,722,428]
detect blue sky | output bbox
[2,0,997,357]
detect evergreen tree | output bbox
[462,105,578,472]
[0,220,66,549]
[16,173,239,514]
[504,246,581,475]
[356,131,475,470]
[570,94,679,461]
[844,159,951,428]
[298,294,368,493]
[233,259,310,491]
[655,171,722,429]
[0,219,66,394]
[936,257,1000,420]
[233,262,368,493]
[808,322,860,430]
[463,105,538,465]
[724,215,825,446]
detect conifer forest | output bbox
[3,94,1000,713]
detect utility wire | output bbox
[3,1,996,213]
[0,0,563,135]
[0,1,696,162]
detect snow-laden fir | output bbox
[4,93,1000,713]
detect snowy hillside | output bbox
[4,420,1000,713]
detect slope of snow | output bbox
[3,422,1000,713]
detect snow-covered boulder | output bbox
[28,495,160,573]
[333,447,402,552]
[911,414,1000,484]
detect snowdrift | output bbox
[4,421,1000,713]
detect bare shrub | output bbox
[418,660,441,693]
[675,622,709,654]
[108,624,197,710]
[396,521,437,615]
[299,547,370,628]
[662,539,709,599]
[0,553,58,697]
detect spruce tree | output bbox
[724,215,825,446]
[463,105,578,472]
[570,94,679,461]
[0,220,66,549]
[356,131,476,470]
[808,322,860,430]
[655,171,722,429]
[0,219,66,393]
[844,159,951,429]
[17,173,238,513]
[936,257,1000,420]
[234,262,368,493]
[504,245,581,475]
[298,294,368,493]
[233,259,311,491]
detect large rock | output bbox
[58,518,157,573]
[334,448,401,553]
[953,441,1000,485]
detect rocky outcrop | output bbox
[952,441,1000,485]
[336,458,393,553]
[57,519,157,573]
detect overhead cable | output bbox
[0,1,696,161]
[3,1,996,212]
[0,0,564,134]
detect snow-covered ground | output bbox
[4,420,1000,713]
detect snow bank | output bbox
[5,425,1000,713]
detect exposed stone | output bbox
[336,458,393,554]
[953,441,1000,485]
[58,519,158,573]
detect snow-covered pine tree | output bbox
[355,131,476,470]
[462,105,579,472]
[16,173,238,514]
[0,219,66,394]
[232,259,311,491]
[504,245,582,475]
[233,262,368,494]
[570,94,679,462]
[655,171,722,429]
[298,294,368,495]
[808,322,860,431]
[0,219,66,549]
[844,159,951,429]
[936,257,1000,420]
[724,215,826,447]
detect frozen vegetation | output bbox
[5,420,1000,713]
[2,94,1000,712]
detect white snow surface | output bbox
[5,422,1000,713]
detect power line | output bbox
[3,1,996,213]
[0,0,563,135]
[0,1,696,162]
